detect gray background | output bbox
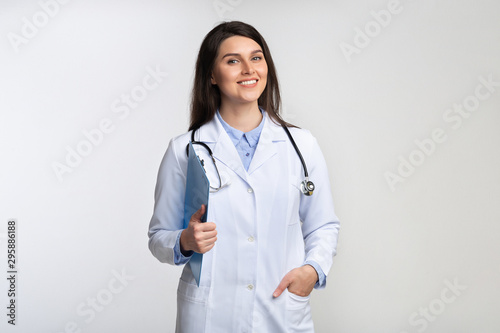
[1,0,499,332]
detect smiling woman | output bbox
[188,21,284,133]
[210,36,268,125]
[148,21,340,333]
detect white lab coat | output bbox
[148,111,340,333]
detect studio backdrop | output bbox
[1,0,499,332]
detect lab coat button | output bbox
[247,236,254,242]
[247,284,254,291]
[247,188,253,193]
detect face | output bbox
[211,36,268,108]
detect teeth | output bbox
[239,80,257,85]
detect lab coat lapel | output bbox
[247,113,287,175]
[197,116,248,183]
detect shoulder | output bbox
[158,130,193,174]
[286,126,313,140]
[284,126,317,149]
[265,114,315,145]
[165,117,214,162]
[169,131,192,153]
[281,125,326,164]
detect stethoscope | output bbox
[186,125,315,196]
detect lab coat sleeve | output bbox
[299,133,340,289]
[304,260,326,287]
[148,137,189,265]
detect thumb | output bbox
[191,204,206,223]
[273,276,290,298]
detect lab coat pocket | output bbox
[176,278,209,332]
[287,291,310,309]
[286,291,314,332]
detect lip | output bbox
[237,78,259,88]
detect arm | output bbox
[148,137,218,265]
[274,132,340,297]
[148,137,190,265]
[299,135,340,288]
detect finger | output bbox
[190,204,206,222]
[202,230,217,239]
[197,235,217,253]
[273,276,290,298]
[199,242,216,254]
[194,231,217,243]
[193,228,217,244]
[193,224,217,236]
[201,222,217,231]
[205,234,217,245]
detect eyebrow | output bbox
[221,49,263,59]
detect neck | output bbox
[219,102,263,132]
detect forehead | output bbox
[218,36,262,55]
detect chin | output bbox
[240,98,261,105]
[242,92,264,102]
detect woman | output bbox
[148,21,340,333]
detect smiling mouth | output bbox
[238,79,258,85]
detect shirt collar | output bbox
[216,108,265,148]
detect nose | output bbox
[241,60,255,75]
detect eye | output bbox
[252,56,262,61]
[227,59,239,64]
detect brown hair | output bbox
[189,21,292,131]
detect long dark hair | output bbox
[189,21,292,132]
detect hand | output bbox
[180,205,217,254]
[273,265,318,298]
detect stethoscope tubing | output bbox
[186,124,313,195]
[281,125,309,179]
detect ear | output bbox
[210,75,217,85]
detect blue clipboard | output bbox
[184,141,210,286]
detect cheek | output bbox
[218,68,239,85]
[260,69,268,85]
[258,64,268,80]
[213,64,230,83]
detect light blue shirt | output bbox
[216,109,264,171]
[174,110,326,288]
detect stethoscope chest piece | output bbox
[301,179,315,196]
